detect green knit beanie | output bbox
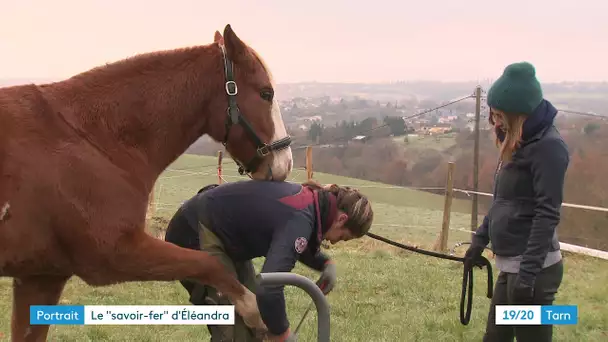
[487,62,543,115]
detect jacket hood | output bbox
[495,99,558,143]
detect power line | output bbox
[557,109,607,120]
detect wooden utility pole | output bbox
[471,86,482,231]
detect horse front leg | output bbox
[11,275,71,342]
[76,231,267,333]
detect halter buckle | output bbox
[257,144,271,157]
[225,81,238,96]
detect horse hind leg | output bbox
[78,231,267,333]
[11,275,70,342]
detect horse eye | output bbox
[260,89,274,102]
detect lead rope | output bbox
[365,232,493,325]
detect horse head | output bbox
[206,25,293,181]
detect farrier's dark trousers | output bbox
[164,207,261,342]
[483,260,564,342]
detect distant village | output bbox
[278,95,490,144]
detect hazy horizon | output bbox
[2,0,607,84]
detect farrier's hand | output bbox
[316,260,337,295]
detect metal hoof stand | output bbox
[257,273,330,342]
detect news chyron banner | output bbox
[30,305,235,325]
[496,305,578,326]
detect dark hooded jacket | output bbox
[472,99,570,283]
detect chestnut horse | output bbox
[0,24,292,341]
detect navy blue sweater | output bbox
[179,180,333,336]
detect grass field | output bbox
[0,154,606,341]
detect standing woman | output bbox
[464,62,570,342]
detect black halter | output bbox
[218,44,292,176]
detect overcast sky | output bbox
[1,0,606,83]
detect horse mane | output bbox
[53,42,272,97]
[62,45,216,88]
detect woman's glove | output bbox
[316,260,337,295]
[463,244,486,269]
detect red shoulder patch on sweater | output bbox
[279,186,313,209]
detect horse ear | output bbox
[223,24,246,62]
[214,31,224,45]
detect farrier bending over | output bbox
[165,179,374,341]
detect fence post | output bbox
[217,150,224,184]
[471,85,482,230]
[306,146,313,181]
[434,161,455,253]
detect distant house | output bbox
[438,115,458,124]
[428,127,451,135]
[351,135,371,143]
[418,126,452,135]
[304,115,323,122]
